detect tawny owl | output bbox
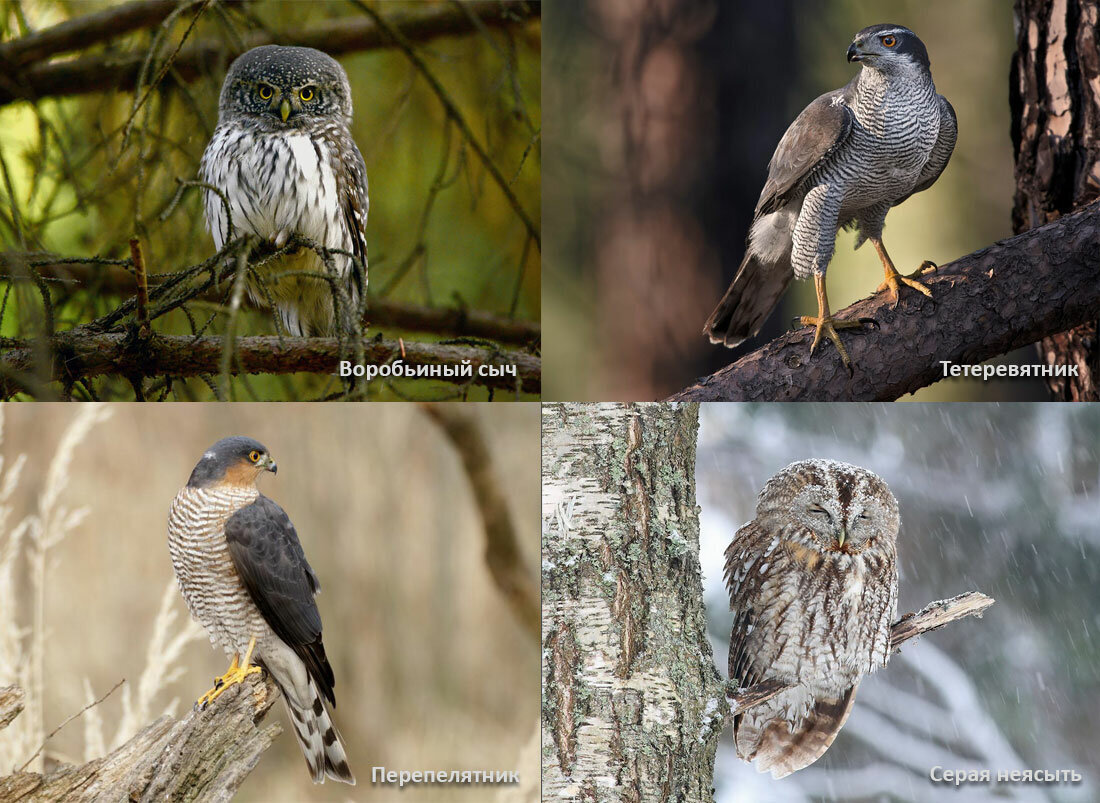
[725,459,899,778]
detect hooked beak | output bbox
[836,527,847,548]
[261,455,278,475]
[279,98,291,122]
[847,42,864,63]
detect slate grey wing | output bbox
[894,94,957,206]
[755,85,856,216]
[225,495,336,705]
[704,86,855,346]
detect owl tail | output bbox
[279,675,356,785]
[735,682,858,779]
[703,247,792,348]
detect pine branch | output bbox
[0,676,278,803]
[672,203,1100,401]
[728,591,995,716]
[0,1,541,106]
[0,332,539,399]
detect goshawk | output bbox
[703,24,956,369]
[168,436,354,785]
[199,45,368,336]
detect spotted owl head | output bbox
[217,44,354,132]
[755,459,899,557]
[846,24,930,76]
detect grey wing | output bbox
[756,85,856,216]
[895,94,956,205]
[224,495,336,705]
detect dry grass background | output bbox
[0,402,540,801]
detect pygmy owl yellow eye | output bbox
[258,85,273,100]
[249,450,262,463]
[299,87,314,102]
[880,35,897,48]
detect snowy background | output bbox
[698,404,1099,802]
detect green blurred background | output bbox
[0,1,540,401]
[0,403,539,801]
[545,0,1044,401]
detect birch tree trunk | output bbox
[541,402,726,802]
[1011,0,1100,400]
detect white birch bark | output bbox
[542,402,727,802]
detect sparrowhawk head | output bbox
[188,436,277,488]
[217,44,353,132]
[846,24,930,75]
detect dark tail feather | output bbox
[738,683,859,779]
[703,250,792,348]
[283,678,356,785]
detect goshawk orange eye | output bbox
[880,35,897,48]
[258,85,273,100]
[249,450,262,463]
[299,87,314,102]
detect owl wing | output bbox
[336,134,369,303]
[724,521,771,690]
[224,494,336,705]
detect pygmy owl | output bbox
[199,44,368,336]
[725,459,899,778]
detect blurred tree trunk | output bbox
[541,403,726,802]
[1011,0,1100,400]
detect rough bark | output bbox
[0,1,541,106]
[1011,0,1100,399]
[669,203,1100,401]
[0,686,24,731]
[0,675,279,803]
[0,333,540,399]
[541,402,726,802]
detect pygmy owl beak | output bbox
[836,527,847,548]
[280,98,291,122]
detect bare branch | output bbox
[672,204,1100,401]
[0,676,279,803]
[420,405,539,641]
[0,333,540,398]
[729,592,994,716]
[0,1,541,106]
[5,253,539,346]
[0,1,215,69]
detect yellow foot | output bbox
[877,261,936,309]
[794,315,876,373]
[196,638,263,709]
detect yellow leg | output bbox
[795,274,875,372]
[872,237,935,309]
[196,637,263,709]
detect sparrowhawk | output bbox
[168,436,354,785]
[703,24,956,369]
[199,45,368,337]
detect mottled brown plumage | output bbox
[726,459,898,778]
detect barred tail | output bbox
[735,683,858,779]
[283,678,355,785]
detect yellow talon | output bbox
[871,238,935,308]
[196,636,263,709]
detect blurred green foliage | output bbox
[0,0,540,400]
